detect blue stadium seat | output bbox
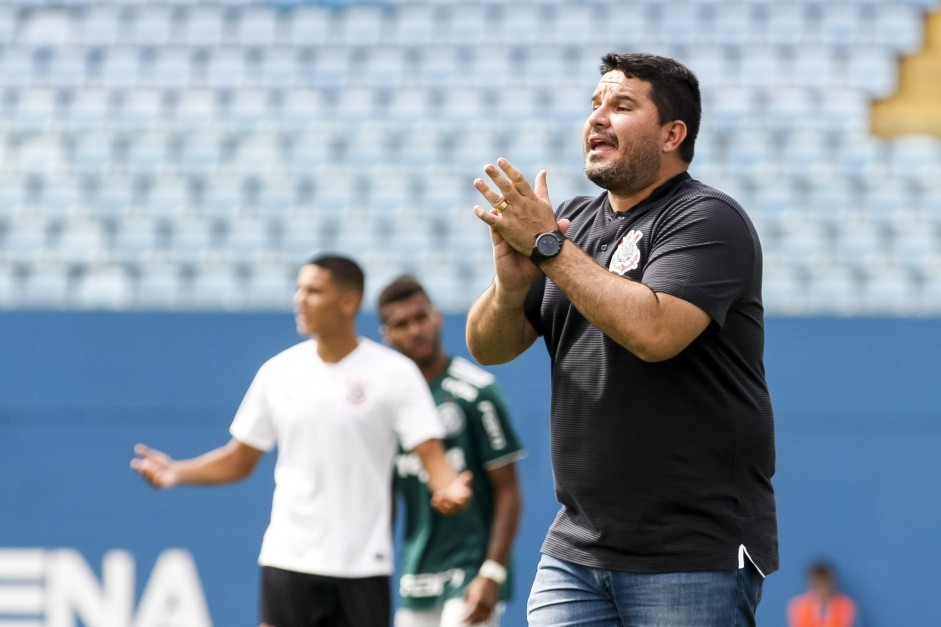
[0,45,34,89]
[181,6,227,49]
[65,88,114,132]
[126,6,176,47]
[3,215,50,265]
[135,262,184,309]
[233,6,282,48]
[68,131,115,177]
[198,174,245,220]
[114,88,169,132]
[919,273,941,314]
[22,262,72,308]
[95,45,142,90]
[203,47,248,90]
[110,215,162,265]
[892,223,941,273]
[286,6,332,49]
[220,216,275,264]
[254,47,300,90]
[40,46,89,89]
[762,265,806,316]
[36,175,84,220]
[244,262,294,310]
[862,267,920,315]
[0,263,18,307]
[10,87,60,133]
[53,216,108,265]
[74,264,134,309]
[803,265,862,316]
[870,3,924,53]
[77,5,123,47]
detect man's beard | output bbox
[583,141,661,193]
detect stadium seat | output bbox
[762,265,806,316]
[887,135,941,188]
[3,215,50,265]
[870,3,924,53]
[53,217,108,265]
[803,265,863,316]
[36,175,84,220]
[114,88,170,132]
[68,131,115,177]
[230,132,284,177]
[181,6,227,49]
[164,215,216,265]
[135,262,184,309]
[761,3,809,47]
[277,89,330,130]
[919,273,941,314]
[417,44,469,89]
[77,6,123,47]
[203,47,248,90]
[0,263,18,307]
[95,45,142,90]
[862,267,920,315]
[65,88,114,132]
[831,219,887,271]
[198,174,245,220]
[892,223,941,273]
[110,215,162,265]
[388,4,439,46]
[13,134,66,177]
[74,264,134,309]
[40,46,89,89]
[126,7,176,46]
[220,216,275,264]
[286,6,332,49]
[22,262,72,309]
[10,87,60,133]
[255,47,300,90]
[233,6,282,48]
[244,262,294,310]
[0,45,34,89]
[816,2,868,49]
[332,5,389,47]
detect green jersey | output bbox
[395,356,525,610]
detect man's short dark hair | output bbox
[599,52,701,164]
[303,254,365,295]
[377,275,430,321]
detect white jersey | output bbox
[230,337,444,578]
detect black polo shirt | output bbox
[524,173,779,575]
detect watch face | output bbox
[537,233,562,256]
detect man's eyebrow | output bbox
[592,91,640,105]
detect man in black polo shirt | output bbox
[466,52,778,626]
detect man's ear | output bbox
[662,120,688,154]
[340,290,362,318]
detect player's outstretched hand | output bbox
[430,470,473,516]
[130,443,180,489]
[463,575,500,624]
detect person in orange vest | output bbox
[787,561,858,627]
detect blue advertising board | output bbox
[1,312,940,626]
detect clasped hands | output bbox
[473,158,568,264]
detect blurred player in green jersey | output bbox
[379,275,526,627]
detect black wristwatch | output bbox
[530,230,566,265]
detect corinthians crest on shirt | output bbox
[346,379,368,405]
[608,229,644,275]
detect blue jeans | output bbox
[527,554,763,627]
